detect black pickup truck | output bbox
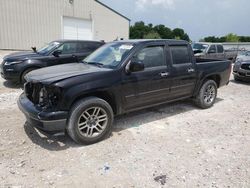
[18,39,232,145]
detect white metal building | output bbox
[0,0,130,50]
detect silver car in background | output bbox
[233,54,250,82]
[192,42,237,62]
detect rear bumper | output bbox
[18,93,68,132]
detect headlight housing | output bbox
[38,86,61,109]
[5,61,22,65]
[235,59,242,66]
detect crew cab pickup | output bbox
[18,40,232,145]
[192,42,237,62]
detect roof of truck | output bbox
[194,42,223,45]
[52,40,105,44]
[112,39,189,45]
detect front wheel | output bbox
[20,68,37,84]
[194,80,217,109]
[234,76,241,82]
[67,97,114,145]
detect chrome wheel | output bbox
[77,107,108,138]
[204,84,216,105]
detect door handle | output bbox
[187,68,195,73]
[72,55,77,58]
[160,72,169,77]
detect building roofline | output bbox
[95,0,130,22]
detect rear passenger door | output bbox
[122,43,171,110]
[169,45,197,99]
[206,45,217,59]
[216,44,226,59]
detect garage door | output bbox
[63,17,93,40]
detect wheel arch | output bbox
[193,74,221,97]
[204,74,221,88]
[19,66,42,82]
[70,91,118,115]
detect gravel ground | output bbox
[0,51,250,187]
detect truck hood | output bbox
[4,51,42,62]
[25,63,110,84]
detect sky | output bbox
[100,0,250,41]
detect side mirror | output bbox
[31,46,37,53]
[52,50,62,57]
[126,60,144,73]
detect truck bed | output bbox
[195,58,232,88]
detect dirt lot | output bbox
[0,51,250,187]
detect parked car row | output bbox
[13,39,232,145]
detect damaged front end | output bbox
[24,82,62,110]
[18,81,68,132]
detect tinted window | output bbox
[217,45,224,53]
[57,42,77,54]
[170,46,190,64]
[77,42,102,53]
[208,45,216,53]
[135,46,165,68]
[38,42,60,55]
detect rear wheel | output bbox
[194,80,217,109]
[67,97,114,145]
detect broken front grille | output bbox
[24,82,42,104]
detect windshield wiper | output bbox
[84,61,104,67]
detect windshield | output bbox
[84,43,134,68]
[192,43,208,52]
[37,42,60,55]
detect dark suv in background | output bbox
[0,40,104,83]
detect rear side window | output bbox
[208,45,216,53]
[57,42,77,54]
[77,42,102,52]
[136,46,165,68]
[170,45,191,64]
[217,45,224,53]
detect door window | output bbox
[170,45,191,64]
[217,45,224,53]
[135,46,165,68]
[57,42,77,54]
[77,42,102,53]
[208,45,216,53]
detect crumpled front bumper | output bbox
[18,93,68,132]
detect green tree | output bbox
[225,33,239,42]
[129,21,146,39]
[129,21,190,41]
[144,31,161,39]
[154,25,173,39]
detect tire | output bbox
[194,80,217,109]
[67,97,114,145]
[20,68,37,84]
[234,76,241,82]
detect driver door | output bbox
[47,42,78,66]
[122,42,171,111]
